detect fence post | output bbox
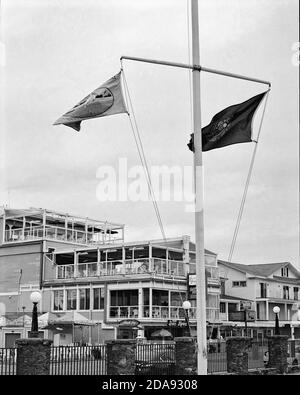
[106,339,136,375]
[15,338,53,375]
[267,335,288,374]
[226,336,251,375]
[174,337,197,375]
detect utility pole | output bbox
[191,0,207,374]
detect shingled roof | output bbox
[218,260,299,278]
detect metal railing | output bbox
[4,226,122,245]
[135,342,175,375]
[0,348,17,375]
[109,306,139,319]
[50,345,107,375]
[54,258,186,280]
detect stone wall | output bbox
[174,337,197,375]
[106,339,136,375]
[16,338,52,375]
[226,337,251,375]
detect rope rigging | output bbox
[120,62,167,241]
[228,89,271,262]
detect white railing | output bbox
[54,258,186,280]
[57,265,74,279]
[4,226,122,245]
[109,306,139,319]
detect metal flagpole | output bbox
[191,0,207,375]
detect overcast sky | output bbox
[0,0,299,268]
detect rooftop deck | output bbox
[1,208,124,246]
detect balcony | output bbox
[107,305,220,322]
[4,225,123,246]
[53,258,186,281]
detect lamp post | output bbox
[29,291,42,338]
[182,300,192,337]
[273,306,280,335]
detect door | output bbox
[5,333,21,347]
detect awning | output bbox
[44,311,94,327]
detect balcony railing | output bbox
[53,258,186,280]
[108,305,220,321]
[4,226,122,245]
[109,306,139,319]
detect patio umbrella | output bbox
[150,329,173,339]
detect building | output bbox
[0,207,221,346]
[218,260,300,340]
[0,207,124,347]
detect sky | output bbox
[0,0,299,268]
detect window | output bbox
[281,267,289,277]
[232,281,247,287]
[260,283,268,298]
[283,286,289,300]
[152,290,169,306]
[66,289,77,310]
[220,302,226,313]
[53,290,64,311]
[294,287,299,301]
[79,288,90,310]
[110,290,138,306]
[93,288,105,310]
[256,303,260,320]
[170,292,186,306]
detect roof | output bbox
[220,294,253,302]
[218,260,299,278]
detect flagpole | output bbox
[191,0,207,375]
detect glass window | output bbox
[110,290,138,306]
[170,291,186,306]
[79,288,90,310]
[294,287,299,300]
[152,290,169,306]
[232,281,247,287]
[93,288,104,310]
[66,289,77,310]
[53,290,64,311]
[220,302,226,313]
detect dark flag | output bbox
[187,91,267,152]
[53,72,127,131]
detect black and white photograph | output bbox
[0,0,299,379]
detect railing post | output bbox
[267,336,289,374]
[106,340,136,375]
[226,336,251,375]
[174,337,197,375]
[15,339,53,375]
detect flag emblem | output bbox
[188,91,267,152]
[53,72,127,131]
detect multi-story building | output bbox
[218,260,300,340]
[0,207,221,346]
[0,207,124,346]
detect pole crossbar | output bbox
[120,55,271,87]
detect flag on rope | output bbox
[53,72,127,131]
[187,91,267,152]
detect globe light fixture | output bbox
[182,300,192,310]
[273,306,280,335]
[29,291,42,338]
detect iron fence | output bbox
[0,348,17,375]
[50,345,107,375]
[135,342,176,375]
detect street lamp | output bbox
[182,300,192,337]
[273,306,280,335]
[29,291,42,338]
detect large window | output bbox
[79,289,90,310]
[93,288,105,310]
[110,290,138,306]
[170,292,186,306]
[294,287,299,301]
[66,289,77,310]
[152,290,169,306]
[220,302,226,314]
[281,267,289,277]
[53,290,64,311]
